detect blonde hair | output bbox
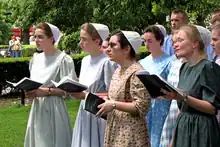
[179,25,205,55]
[172,29,179,47]
[81,23,102,45]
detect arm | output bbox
[25,87,67,98]
[161,89,216,115]
[97,73,151,117]
[186,95,216,115]
[111,101,138,115]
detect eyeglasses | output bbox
[172,38,185,44]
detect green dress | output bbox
[173,59,220,147]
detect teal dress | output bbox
[174,59,220,147]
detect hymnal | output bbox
[51,76,88,93]
[6,77,43,92]
[84,92,107,120]
[136,70,183,97]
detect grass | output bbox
[0,99,80,147]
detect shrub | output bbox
[0,47,149,97]
[21,45,36,57]
[58,31,81,54]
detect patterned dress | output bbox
[139,53,172,147]
[104,62,151,147]
[174,59,220,147]
[160,56,183,147]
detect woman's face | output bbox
[105,35,125,63]
[79,29,98,53]
[100,40,109,52]
[34,28,53,51]
[173,29,195,58]
[143,32,161,52]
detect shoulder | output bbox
[139,55,151,65]
[103,59,117,68]
[164,35,172,42]
[62,53,73,63]
[203,60,220,72]
[81,55,91,63]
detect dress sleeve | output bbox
[103,60,117,90]
[200,62,220,109]
[60,54,78,81]
[29,54,36,72]
[129,73,151,117]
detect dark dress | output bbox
[173,59,220,147]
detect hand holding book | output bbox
[51,76,87,93]
[135,70,184,98]
[6,77,43,92]
[160,88,186,101]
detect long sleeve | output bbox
[129,73,151,117]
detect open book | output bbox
[6,77,43,92]
[136,70,183,98]
[51,76,88,93]
[84,93,107,120]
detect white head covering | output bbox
[121,31,142,53]
[155,24,167,37]
[46,23,62,45]
[195,25,212,49]
[90,23,109,41]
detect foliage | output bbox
[0,2,12,44]
[151,0,220,27]
[58,30,81,54]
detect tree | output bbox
[0,2,12,44]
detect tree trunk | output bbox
[22,29,30,45]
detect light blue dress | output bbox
[160,56,183,147]
[139,53,172,147]
[162,35,174,56]
[25,50,78,147]
[71,53,117,147]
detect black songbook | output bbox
[84,93,107,120]
[136,70,183,98]
[6,77,42,92]
[51,76,88,93]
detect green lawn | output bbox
[0,100,80,147]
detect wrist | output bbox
[183,93,188,103]
[112,101,116,109]
[48,88,51,96]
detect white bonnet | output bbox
[90,23,109,41]
[195,25,212,49]
[121,31,142,53]
[155,24,167,37]
[46,23,62,45]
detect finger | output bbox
[102,96,108,101]
[97,103,104,109]
[95,93,108,96]
[160,88,169,94]
[96,107,104,116]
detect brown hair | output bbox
[171,9,189,23]
[144,25,165,46]
[212,23,220,30]
[180,25,205,54]
[36,22,53,38]
[110,30,136,59]
[81,23,102,45]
